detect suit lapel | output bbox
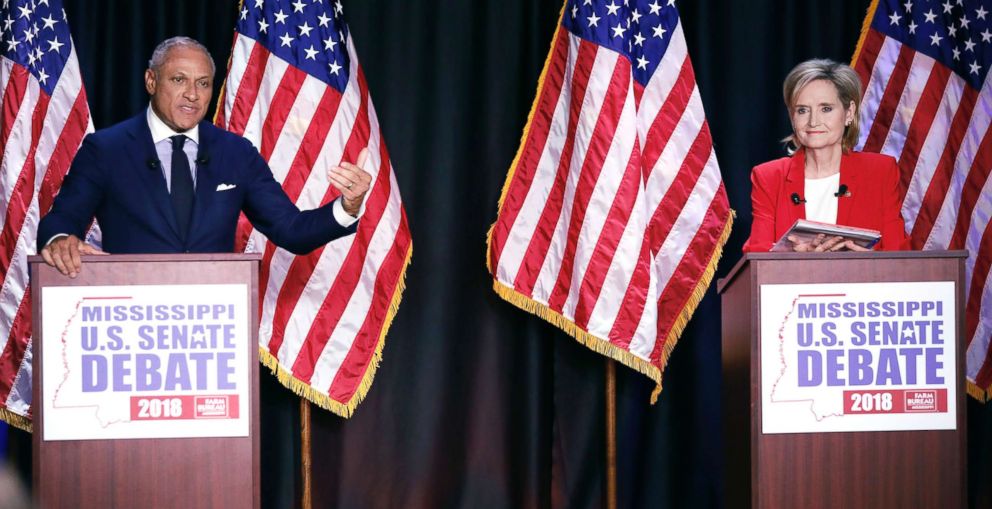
[784,149,806,223]
[836,152,856,226]
[125,115,182,239]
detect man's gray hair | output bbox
[147,36,216,75]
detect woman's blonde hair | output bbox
[781,59,862,153]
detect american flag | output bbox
[852,0,992,399]
[487,0,732,400]
[216,0,411,417]
[0,0,91,431]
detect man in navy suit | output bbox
[38,36,371,276]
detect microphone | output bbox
[834,184,849,197]
[147,158,160,170]
[790,193,806,205]
[195,153,210,165]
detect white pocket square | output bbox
[216,183,237,191]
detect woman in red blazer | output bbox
[743,59,909,253]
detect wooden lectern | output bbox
[30,254,261,509]
[718,251,967,508]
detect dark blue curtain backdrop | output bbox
[5,1,992,508]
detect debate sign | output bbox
[41,284,250,441]
[760,281,956,434]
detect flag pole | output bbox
[300,398,312,509]
[605,358,617,509]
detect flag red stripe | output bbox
[854,29,886,96]
[607,121,714,352]
[327,210,411,400]
[573,140,641,329]
[264,70,371,357]
[0,89,89,401]
[38,90,90,213]
[966,214,992,343]
[0,66,29,158]
[640,57,693,176]
[228,46,274,250]
[280,88,343,201]
[967,220,992,386]
[259,66,308,161]
[0,80,56,403]
[908,86,978,248]
[0,94,49,283]
[949,131,992,250]
[607,232,652,348]
[2,92,88,404]
[651,184,730,362]
[862,44,915,153]
[894,65,951,199]
[644,127,716,359]
[489,27,569,270]
[0,287,31,401]
[225,43,270,136]
[290,130,390,383]
[648,124,712,253]
[257,86,345,312]
[547,56,631,313]
[233,213,253,253]
[511,40,598,296]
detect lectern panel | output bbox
[719,252,967,509]
[31,254,261,509]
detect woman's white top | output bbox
[804,172,840,224]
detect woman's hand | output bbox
[788,234,868,252]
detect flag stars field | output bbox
[564,0,679,86]
[2,0,74,95]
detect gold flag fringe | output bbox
[0,406,31,433]
[492,211,734,403]
[968,380,991,403]
[850,0,881,66]
[491,279,663,390]
[261,243,413,418]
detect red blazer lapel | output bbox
[836,151,856,226]
[782,149,806,227]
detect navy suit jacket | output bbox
[38,113,355,254]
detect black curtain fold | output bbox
[6,1,991,507]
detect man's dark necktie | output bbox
[170,134,194,240]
